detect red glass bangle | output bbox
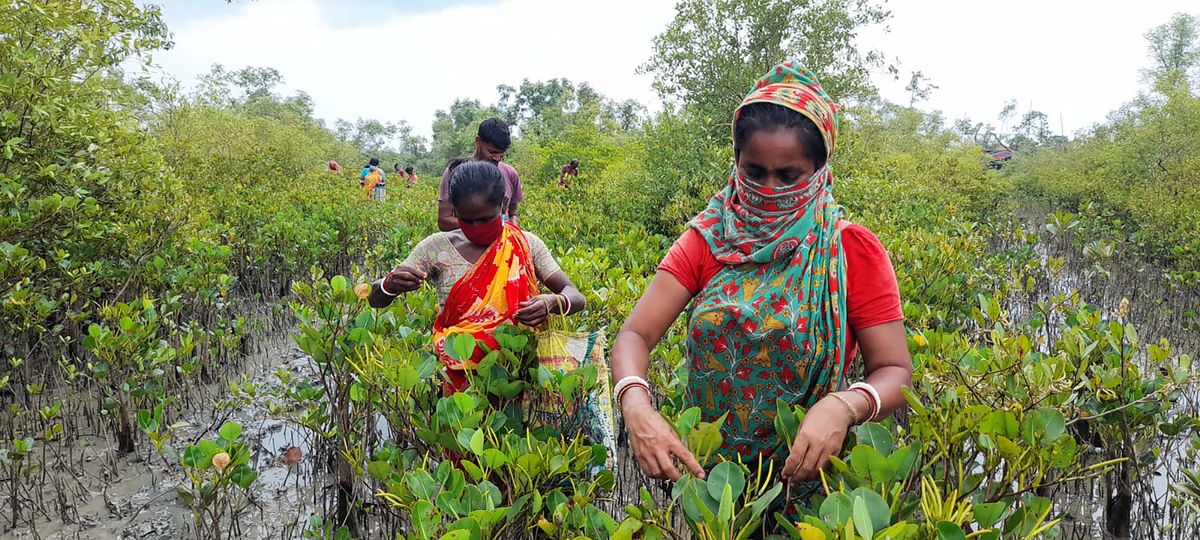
[850,387,878,421]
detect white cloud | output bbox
[151,0,677,138]
[861,0,1198,136]
[151,0,1197,139]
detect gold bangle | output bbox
[829,392,861,425]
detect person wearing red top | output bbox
[405,165,418,187]
[610,58,912,494]
[657,221,902,369]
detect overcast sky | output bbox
[146,0,1198,139]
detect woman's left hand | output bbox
[780,395,854,484]
[513,295,556,327]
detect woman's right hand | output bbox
[622,390,706,481]
[383,265,427,294]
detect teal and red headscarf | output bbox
[685,56,848,462]
[691,57,841,265]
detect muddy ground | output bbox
[8,345,325,540]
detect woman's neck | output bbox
[448,231,487,263]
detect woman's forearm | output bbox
[368,280,398,309]
[609,272,694,381]
[835,365,910,423]
[557,288,586,315]
[854,321,914,419]
[864,365,912,417]
[611,330,652,381]
[540,274,585,316]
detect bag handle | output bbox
[541,293,572,332]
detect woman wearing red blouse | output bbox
[610,58,912,487]
[660,222,903,370]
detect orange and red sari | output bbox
[432,222,538,393]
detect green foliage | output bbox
[150,89,430,296]
[177,421,259,538]
[83,296,197,453]
[1010,80,1200,275]
[663,459,783,539]
[0,0,171,362]
[642,0,891,130]
[284,272,618,538]
[0,1,424,528]
[498,79,644,140]
[430,98,504,166]
[1171,467,1200,525]
[1010,13,1200,277]
[281,258,1195,540]
[1142,13,1200,88]
[625,108,731,236]
[157,105,355,186]
[333,116,432,173]
[194,65,320,125]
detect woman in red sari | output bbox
[368,160,586,393]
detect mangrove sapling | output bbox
[177,421,260,540]
[285,270,392,534]
[83,298,197,455]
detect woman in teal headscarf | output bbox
[611,57,913,485]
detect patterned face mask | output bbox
[732,166,830,218]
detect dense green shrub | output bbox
[0,0,172,363]
[1010,81,1200,274]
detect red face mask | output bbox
[459,216,503,246]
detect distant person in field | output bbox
[360,157,386,201]
[393,163,403,176]
[558,159,579,189]
[611,57,912,489]
[370,160,585,394]
[405,165,418,187]
[327,160,341,174]
[438,118,524,231]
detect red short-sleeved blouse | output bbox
[658,222,903,367]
